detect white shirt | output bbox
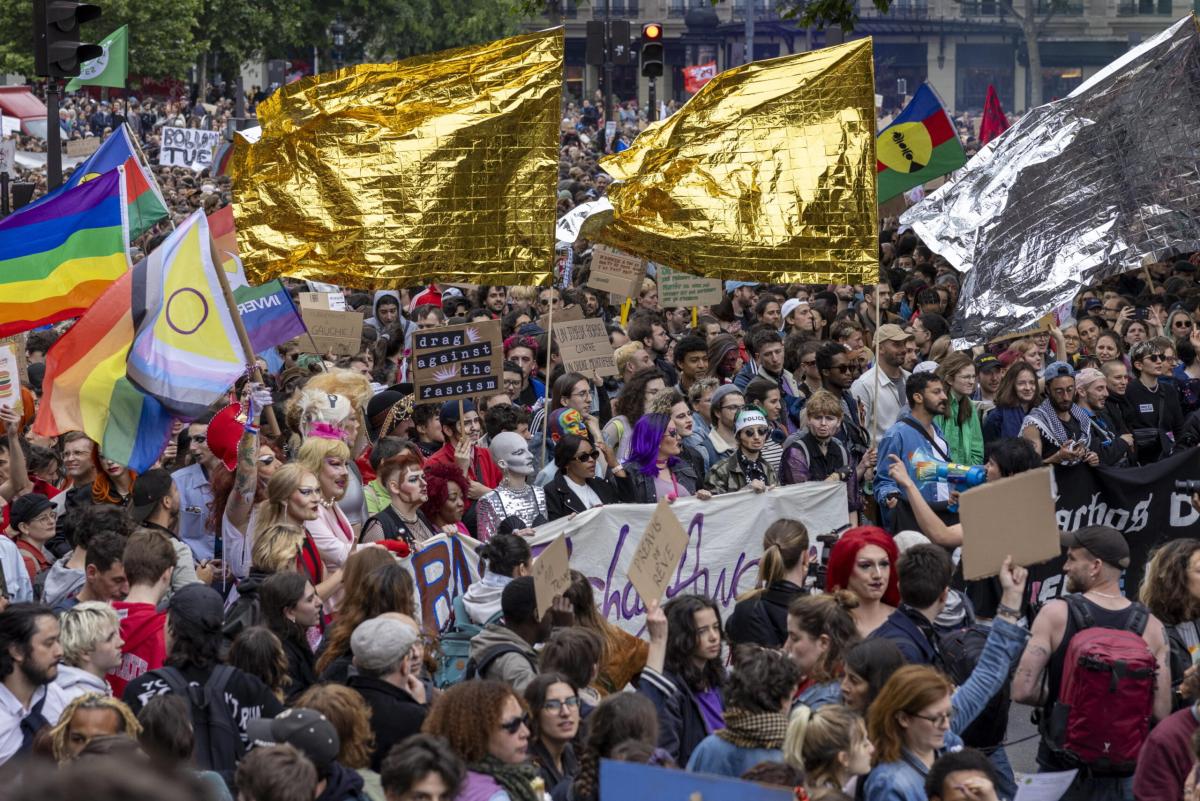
[0,537,31,603]
[0,681,68,765]
[565,477,603,510]
[851,364,911,444]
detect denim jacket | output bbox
[863,617,1028,801]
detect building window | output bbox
[1042,67,1082,101]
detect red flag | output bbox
[683,62,717,94]
[979,84,1009,145]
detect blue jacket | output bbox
[873,415,950,507]
[795,679,842,711]
[862,617,1029,801]
[685,736,781,778]
[638,666,721,767]
[871,606,937,666]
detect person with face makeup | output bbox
[475,433,547,542]
[361,450,440,548]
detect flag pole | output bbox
[540,294,554,468]
[126,123,176,232]
[872,287,881,445]
[208,237,281,437]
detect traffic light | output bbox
[641,22,664,78]
[34,0,102,79]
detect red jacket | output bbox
[426,441,502,509]
[108,601,167,698]
[1133,704,1199,801]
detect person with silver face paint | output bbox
[474,432,548,542]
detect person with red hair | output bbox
[421,461,471,536]
[825,527,900,638]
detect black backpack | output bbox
[149,666,244,775]
[939,624,1013,749]
[464,643,537,682]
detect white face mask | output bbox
[490,432,535,476]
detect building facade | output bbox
[532,0,1188,113]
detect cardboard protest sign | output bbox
[532,535,571,619]
[959,467,1061,580]
[656,264,723,307]
[600,759,793,801]
[0,343,23,415]
[587,244,644,298]
[286,306,363,357]
[159,126,222,171]
[555,317,617,379]
[411,320,503,403]
[536,302,583,332]
[298,292,346,312]
[65,137,102,158]
[988,313,1055,345]
[627,499,691,604]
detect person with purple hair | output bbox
[611,413,713,504]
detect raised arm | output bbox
[0,407,30,502]
[226,385,272,534]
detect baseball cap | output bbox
[781,298,806,322]
[351,617,419,673]
[1082,298,1103,312]
[734,409,768,434]
[439,398,476,426]
[248,708,340,773]
[1043,361,1075,381]
[168,584,225,634]
[874,324,913,345]
[974,354,1002,373]
[129,469,174,524]
[206,404,244,472]
[1060,525,1130,569]
[724,281,758,293]
[1075,367,1105,389]
[9,493,52,530]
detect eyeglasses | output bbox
[575,451,598,462]
[190,435,207,443]
[296,486,321,497]
[499,714,531,734]
[570,389,593,398]
[741,427,768,438]
[911,711,952,727]
[30,512,56,525]
[542,697,581,712]
[721,403,745,413]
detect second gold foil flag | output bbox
[596,39,878,285]
[230,29,562,288]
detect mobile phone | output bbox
[1134,307,1149,320]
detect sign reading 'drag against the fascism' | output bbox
[412,319,503,403]
[555,317,617,379]
[159,126,222,171]
[587,244,645,298]
[657,264,724,307]
[401,482,848,635]
[1026,446,1200,613]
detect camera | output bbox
[1175,480,1200,494]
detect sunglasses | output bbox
[575,451,598,463]
[1144,353,1167,363]
[499,714,531,734]
[741,427,769,438]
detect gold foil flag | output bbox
[230,29,562,288]
[594,38,878,285]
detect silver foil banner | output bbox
[902,15,1200,347]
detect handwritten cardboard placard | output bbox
[656,264,723,307]
[537,302,583,333]
[411,320,503,403]
[286,308,363,357]
[65,137,102,158]
[158,126,222,171]
[628,499,691,604]
[587,244,644,298]
[298,292,346,312]
[532,535,571,619]
[959,468,1061,580]
[555,318,617,379]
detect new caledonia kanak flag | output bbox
[876,84,966,203]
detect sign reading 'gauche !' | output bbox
[412,320,503,402]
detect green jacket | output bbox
[703,451,778,495]
[935,394,985,466]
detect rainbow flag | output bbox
[234,279,307,354]
[0,168,130,337]
[125,211,247,420]
[207,204,248,288]
[32,268,173,472]
[876,84,966,203]
[19,124,168,239]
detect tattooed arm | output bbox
[226,390,268,534]
[1011,599,1066,706]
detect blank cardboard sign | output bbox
[959,467,1061,580]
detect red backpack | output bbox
[1042,595,1157,776]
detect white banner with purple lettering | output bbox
[404,482,849,635]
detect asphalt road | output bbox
[1005,702,1041,774]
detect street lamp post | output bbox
[331,19,346,70]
